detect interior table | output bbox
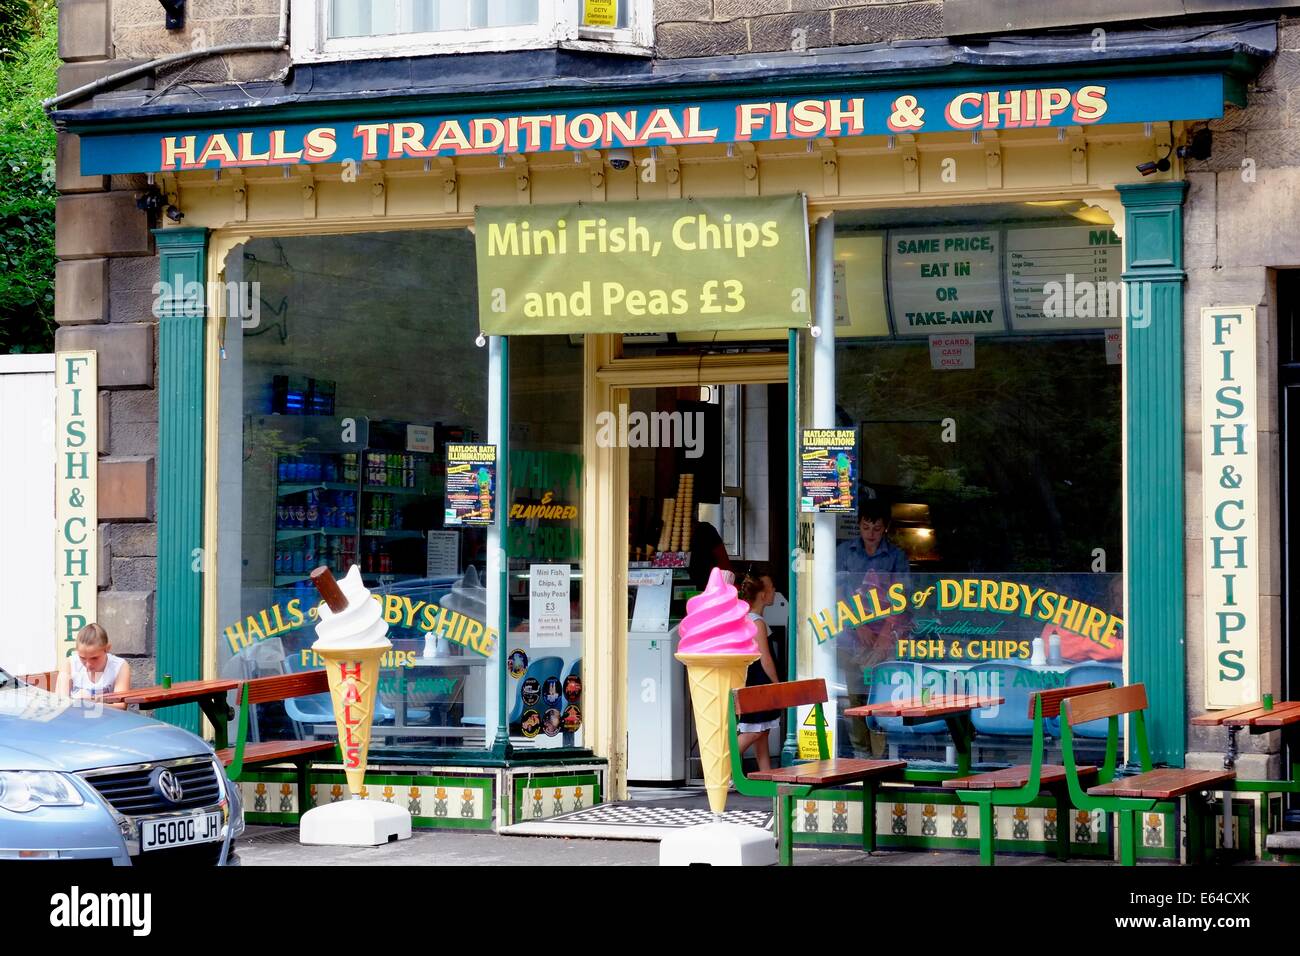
[844,693,1005,778]
[388,653,488,741]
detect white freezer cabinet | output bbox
[626,629,687,782]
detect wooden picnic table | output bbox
[1191,699,1300,852]
[1192,700,1300,731]
[844,693,1004,776]
[103,678,241,750]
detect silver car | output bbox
[0,667,244,865]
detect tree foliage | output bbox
[0,0,56,353]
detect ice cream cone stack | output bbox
[657,498,675,554]
[668,473,694,553]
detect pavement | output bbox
[236,825,1124,866]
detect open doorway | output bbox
[622,382,790,793]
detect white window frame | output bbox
[291,0,652,64]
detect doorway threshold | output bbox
[501,786,772,841]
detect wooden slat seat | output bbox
[223,668,337,815]
[1086,767,1236,800]
[217,739,335,767]
[944,764,1098,790]
[731,678,906,865]
[734,678,825,715]
[749,757,906,787]
[244,670,329,704]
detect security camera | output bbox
[607,147,633,171]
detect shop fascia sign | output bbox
[55,351,97,661]
[1201,306,1260,708]
[76,73,1228,175]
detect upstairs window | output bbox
[293,0,651,62]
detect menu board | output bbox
[888,229,1005,336]
[800,428,858,513]
[529,564,572,647]
[1005,225,1123,331]
[444,443,497,527]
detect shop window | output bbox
[292,0,652,62]
[215,228,495,757]
[823,203,1124,768]
[505,335,585,749]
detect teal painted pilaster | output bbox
[1118,181,1188,766]
[154,227,209,732]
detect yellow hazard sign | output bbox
[582,0,617,27]
[797,705,832,759]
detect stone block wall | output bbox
[1180,15,1300,774]
[655,0,943,58]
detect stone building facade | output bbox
[48,1,1299,807]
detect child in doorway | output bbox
[735,570,781,772]
[55,623,132,708]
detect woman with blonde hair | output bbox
[734,569,780,772]
[55,623,132,708]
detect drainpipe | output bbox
[43,0,290,113]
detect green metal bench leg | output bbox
[861,784,876,853]
[1118,810,1136,866]
[777,787,795,867]
[297,761,311,817]
[1259,791,1271,862]
[978,798,995,866]
[1185,796,1205,865]
[1052,790,1071,861]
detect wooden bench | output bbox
[19,671,59,691]
[1060,683,1236,865]
[941,681,1111,865]
[218,672,339,815]
[728,679,906,866]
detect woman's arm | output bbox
[54,658,72,697]
[755,621,779,683]
[107,661,132,710]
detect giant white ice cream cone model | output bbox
[674,567,759,816]
[310,564,390,798]
[298,565,411,846]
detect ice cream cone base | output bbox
[299,796,411,847]
[318,646,385,798]
[675,652,758,815]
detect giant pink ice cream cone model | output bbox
[310,565,391,799]
[674,567,759,815]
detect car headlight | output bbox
[0,771,85,812]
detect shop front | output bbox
[63,44,1260,848]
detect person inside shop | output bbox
[836,498,910,758]
[836,497,909,576]
[735,569,781,773]
[687,520,732,592]
[55,622,132,708]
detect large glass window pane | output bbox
[217,229,493,758]
[825,203,1124,769]
[505,335,584,749]
[333,0,539,37]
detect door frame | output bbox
[582,335,789,799]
